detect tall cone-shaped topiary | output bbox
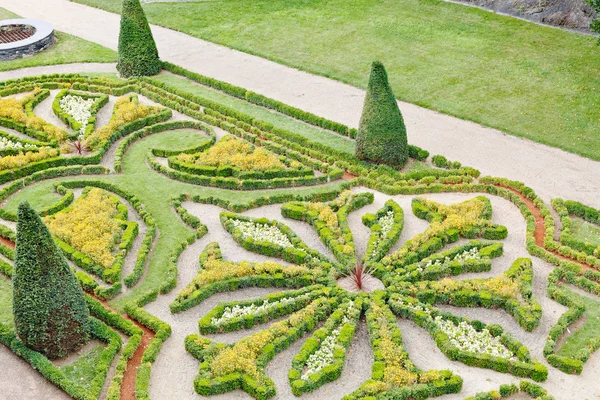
[12,202,90,360]
[117,0,162,77]
[355,61,408,166]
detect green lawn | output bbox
[59,344,106,391]
[0,276,12,328]
[571,218,600,248]
[557,287,600,360]
[0,8,116,72]
[72,0,600,160]
[151,73,356,154]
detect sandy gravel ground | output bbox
[0,346,71,400]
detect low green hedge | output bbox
[289,298,362,395]
[389,294,547,382]
[281,191,374,266]
[221,211,330,266]
[199,286,324,334]
[362,199,404,264]
[52,89,109,137]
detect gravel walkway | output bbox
[0,0,599,209]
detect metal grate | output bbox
[0,26,35,44]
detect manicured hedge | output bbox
[221,212,330,266]
[289,298,362,395]
[362,199,404,264]
[281,191,374,266]
[52,89,109,136]
[356,62,408,166]
[389,294,547,382]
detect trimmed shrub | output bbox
[355,61,408,166]
[117,0,161,77]
[12,202,90,359]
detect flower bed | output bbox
[289,299,362,394]
[362,199,404,264]
[220,211,330,266]
[53,89,109,136]
[170,242,323,313]
[281,190,374,266]
[44,187,138,284]
[389,294,547,381]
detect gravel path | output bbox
[0,347,71,400]
[0,0,599,209]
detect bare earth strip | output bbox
[0,0,599,209]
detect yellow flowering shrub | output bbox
[0,90,68,141]
[177,135,285,171]
[209,299,323,382]
[175,247,313,301]
[44,188,122,268]
[417,276,519,299]
[0,147,59,171]
[86,94,162,149]
[385,197,491,264]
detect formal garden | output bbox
[0,0,598,399]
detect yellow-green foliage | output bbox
[177,135,288,171]
[0,90,68,141]
[209,299,323,383]
[385,197,490,264]
[413,275,519,299]
[0,147,59,171]
[45,188,121,268]
[306,190,357,255]
[175,244,313,301]
[364,302,444,396]
[86,94,161,149]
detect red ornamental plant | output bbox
[348,262,373,291]
[70,137,87,155]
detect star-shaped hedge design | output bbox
[173,191,547,399]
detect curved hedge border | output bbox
[362,199,404,264]
[52,89,109,137]
[220,211,331,266]
[289,298,362,395]
[344,295,463,400]
[389,294,547,382]
[198,286,324,334]
[552,198,600,260]
[114,120,216,172]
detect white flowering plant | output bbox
[220,212,330,267]
[198,287,321,334]
[53,90,108,138]
[289,298,362,394]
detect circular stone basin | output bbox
[0,19,55,61]
[337,273,385,293]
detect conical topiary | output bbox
[117,0,162,77]
[12,202,90,360]
[355,61,408,166]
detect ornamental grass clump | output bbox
[355,61,408,167]
[13,202,90,359]
[117,0,162,77]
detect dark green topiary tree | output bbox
[12,202,90,360]
[117,0,162,77]
[355,61,408,166]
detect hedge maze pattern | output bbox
[0,64,597,400]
